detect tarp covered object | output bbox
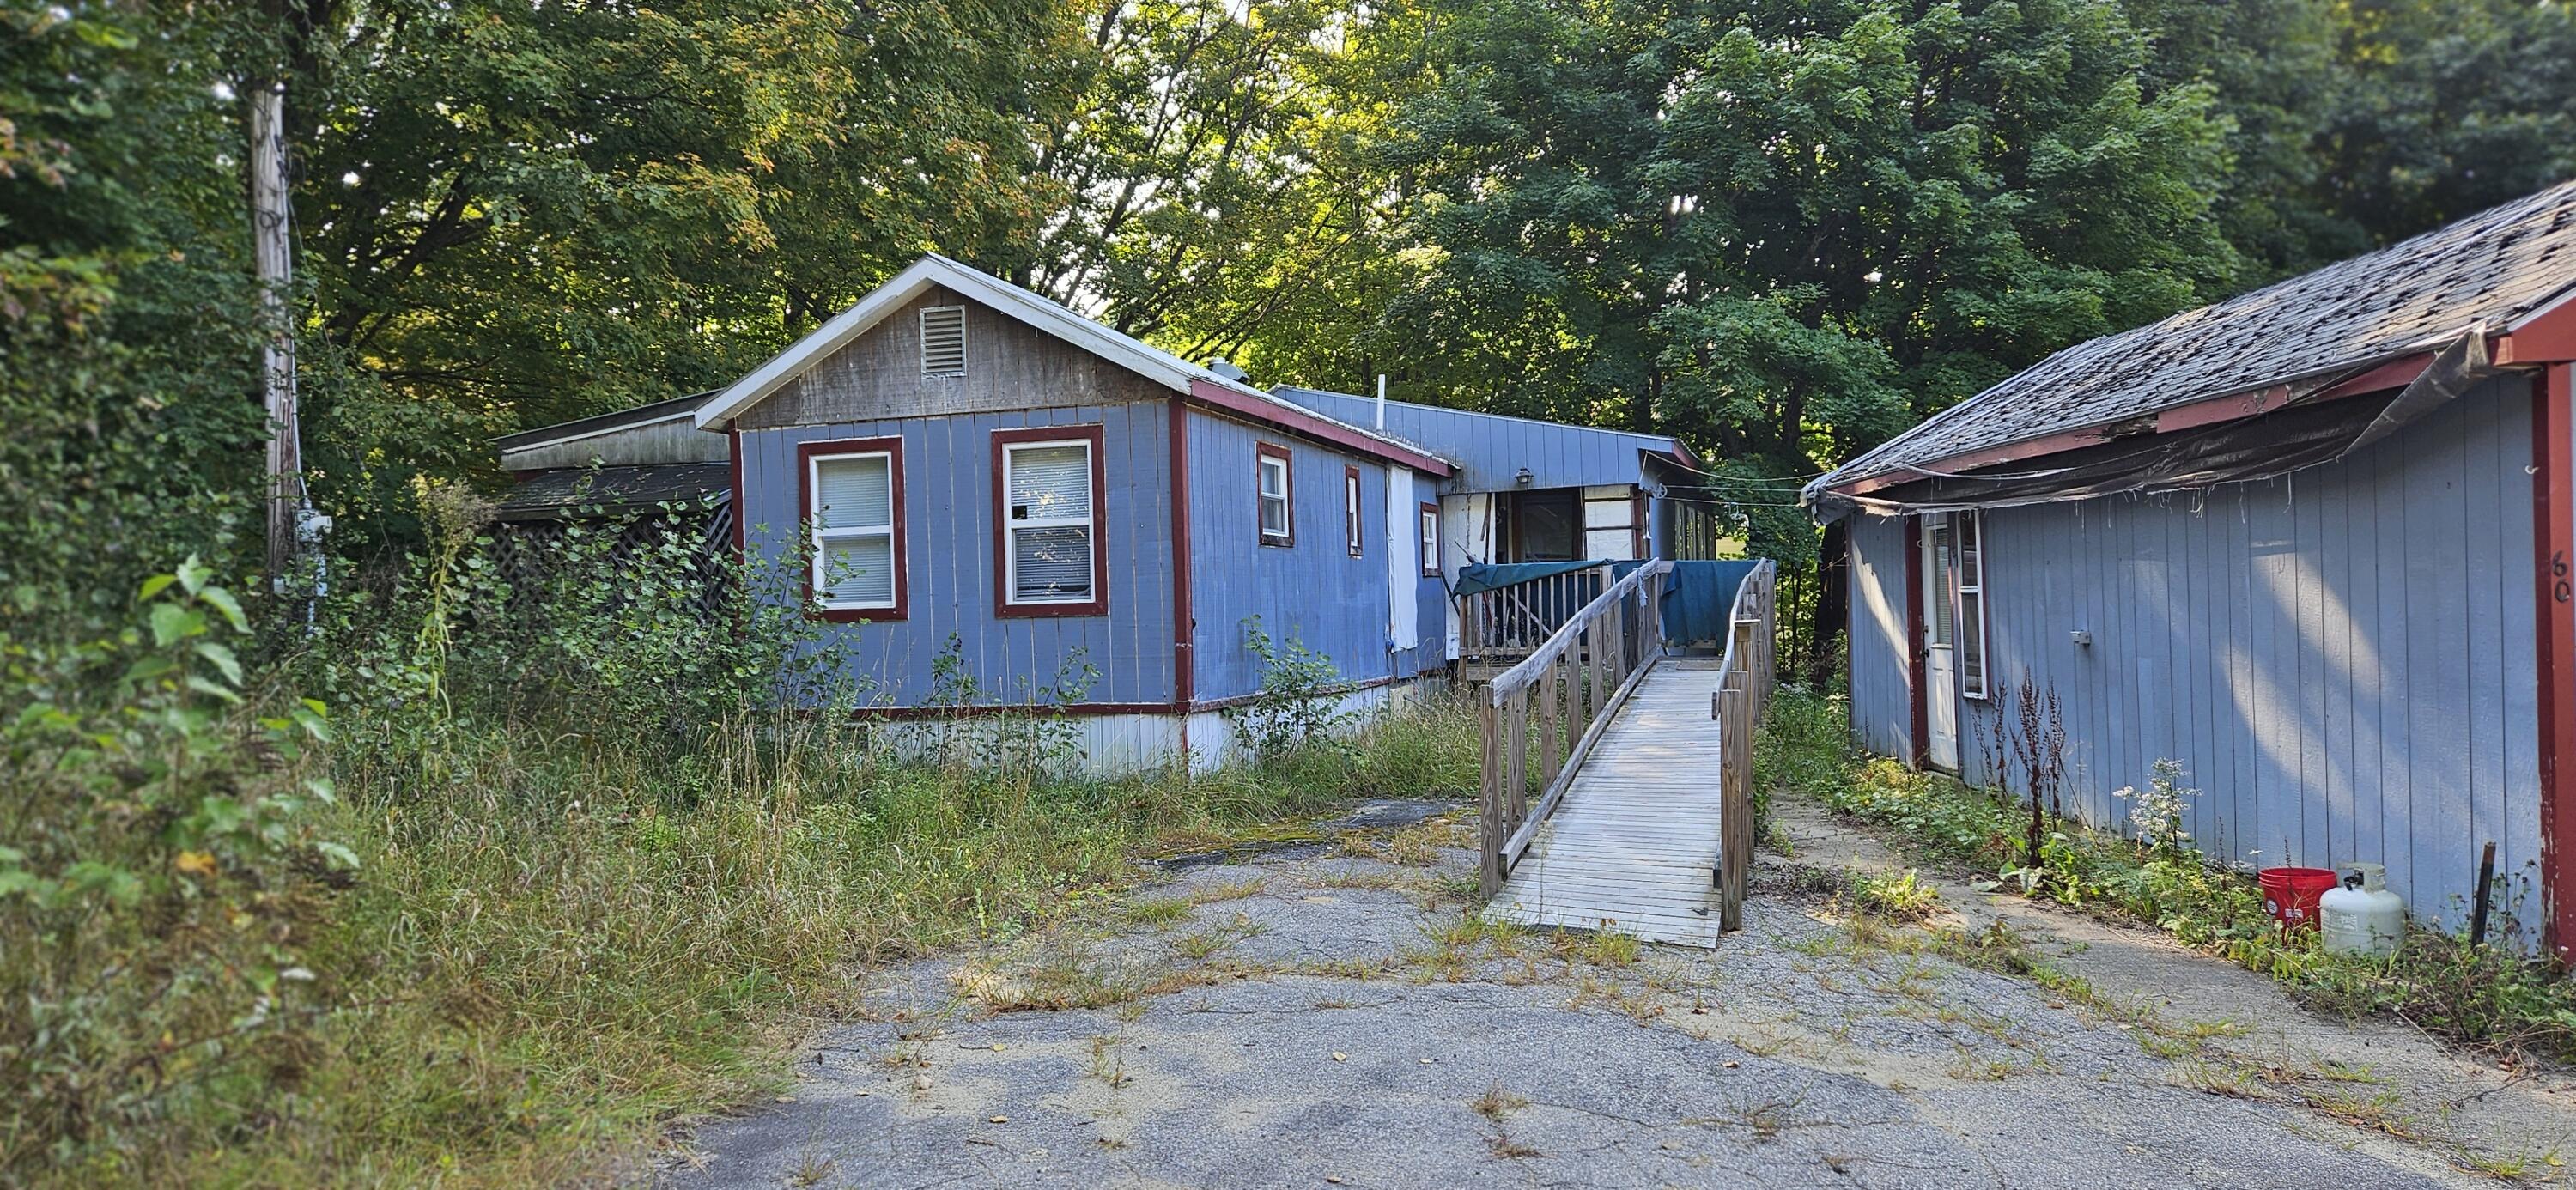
[1451,560,1603,597]
[1456,558,1765,644]
[1635,559,1761,644]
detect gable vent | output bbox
[920,306,967,376]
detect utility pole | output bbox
[250,79,303,589]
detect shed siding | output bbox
[1847,513,1914,760]
[1185,409,1419,703]
[1849,380,2539,931]
[737,403,1176,707]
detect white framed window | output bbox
[920,305,966,376]
[997,428,1103,614]
[1956,510,1989,699]
[1257,442,1293,545]
[1344,465,1364,556]
[1419,503,1441,576]
[804,439,904,617]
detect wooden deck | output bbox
[1484,659,1734,947]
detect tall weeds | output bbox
[3,504,1480,1184]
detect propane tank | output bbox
[2320,862,2405,957]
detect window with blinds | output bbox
[920,306,966,376]
[807,446,900,611]
[1002,439,1095,605]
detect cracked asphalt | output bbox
[655,798,2548,1188]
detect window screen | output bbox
[1004,440,1094,603]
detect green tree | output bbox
[283,0,1083,543]
[1332,0,2239,563]
[0,2,268,634]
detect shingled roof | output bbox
[1808,178,2576,508]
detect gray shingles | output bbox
[1811,179,2576,501]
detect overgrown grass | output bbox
[254,701,1475,1185]
[1759,687,2576,1063]
[4,563,1482,1182]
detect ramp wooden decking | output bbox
[1484,659,1733,947]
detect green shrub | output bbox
[2,561,345,1181]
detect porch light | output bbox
[1515,467,1534,486]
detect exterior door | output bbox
[1920,513,1959,770]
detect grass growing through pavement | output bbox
[1759,686,2576,1064]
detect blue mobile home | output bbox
[504,255,1700,772]
[1809,180,2576,950]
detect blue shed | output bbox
[1808,179,2576,951]
[508,255,1695,773]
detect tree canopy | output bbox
[9,0,2576,619]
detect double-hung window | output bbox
[1256,442,1293,546]
[1419,503,1441,576]
[995,425,1107,616]
[1344,466,1364,556]
[802,438,905,620]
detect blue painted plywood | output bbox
[1846,513,1915,760]
[1846,379,2538,934]
[1184,409,1406,702]
[737,403,1176,707]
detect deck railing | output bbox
[1710,560,1777,932]
[1457,563,1613,662]
[1476,560,1670,898]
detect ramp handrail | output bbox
[1709,559,1777,931]
[1457,563,1613,660]
[1476,559,1671,897]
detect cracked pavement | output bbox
[655,798,2552,1188]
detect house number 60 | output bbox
[2557,551,2572,604]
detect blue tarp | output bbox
[1450,560,1603,597]
[1643,559,1761,644]
[1454,558,1765,643]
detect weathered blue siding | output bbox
[1185,408,1410,701]
[738,403,1176,707]
[1273,386,1673,494]
[1846,513,1914,761]
[1406,470,1452,675]
[1846,379,2542,932]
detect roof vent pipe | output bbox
[1205,358,1248,383]
[1376,373,1387,430]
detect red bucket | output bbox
[2259,866,2340,932]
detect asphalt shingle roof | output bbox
[1810,179,2576,502]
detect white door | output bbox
[1922,513,1959,771]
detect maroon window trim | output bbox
[1344,464,1364,556]
[993,423,1110,618]
[1419,501,1442,576]
[797,435,908,622]
[1256,440,1294,547]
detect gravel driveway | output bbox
[656,799,2555,1188]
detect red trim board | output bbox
[2537,365,2576,956]
[1905,515,1929,769]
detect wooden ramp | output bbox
[1485,659,1733,947]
